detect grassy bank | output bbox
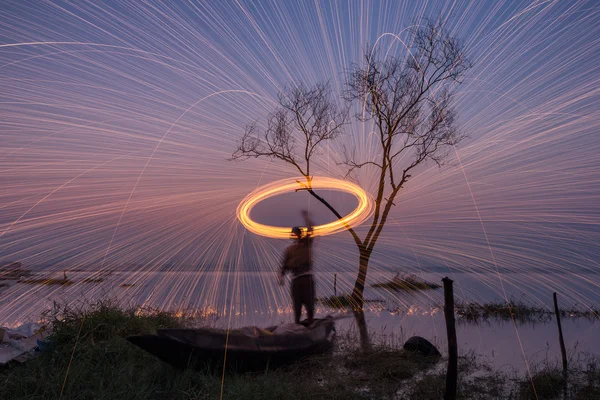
[1,302,599,399]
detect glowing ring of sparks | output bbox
[237,177,373,239]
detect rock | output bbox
[403,336,441,357]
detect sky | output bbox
[1,0,599,305]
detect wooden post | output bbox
[334,273,337,297]
[553,292,568,373]
[442,277,457,400]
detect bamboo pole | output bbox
[443,277,457,400]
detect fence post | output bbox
[553,292,568,372]
[334,273,337,297]
[442,277,457,400]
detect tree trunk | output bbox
[350,249,371,351]
[351,249,370,309]
[353,307,371,351]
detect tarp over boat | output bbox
[127,317,335,371]
[0,323,48,365]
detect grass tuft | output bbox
[317,294,384,309]
[519,369,566,400]
[371,272,441,291]
[82,277,104,283]
[20,278,73,286]
[0,261,33,280]
[456,300,600,323]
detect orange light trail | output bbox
[236,176,373,239]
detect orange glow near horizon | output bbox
[236,177,373,239]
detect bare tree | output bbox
[232,20,471,310]
[343,20,471,306]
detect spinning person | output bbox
[279,210,316,325]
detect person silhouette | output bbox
[279,210,315,325]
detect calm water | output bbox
[1,269,598,371]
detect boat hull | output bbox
[127,318,335,372]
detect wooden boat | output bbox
[127,317,335,371]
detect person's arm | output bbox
[301,210,313,236]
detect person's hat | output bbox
[291,226,302,237]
